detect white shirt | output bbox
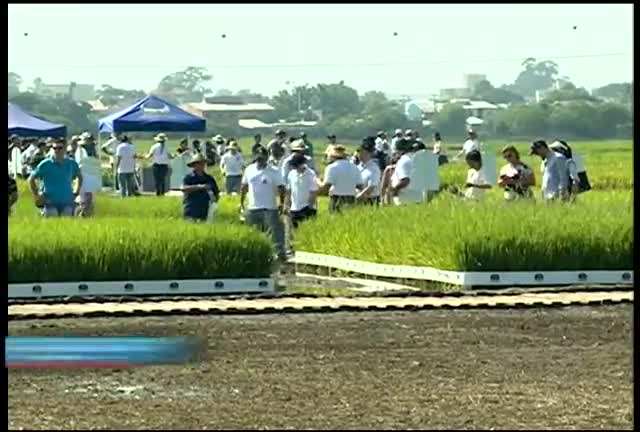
[464,168,489,200]
[375,137,388,153]
[390,136,401,154]
[462,138,481,155]
[323,159,363,197]
[149,142,171,165]
[221,152,244,176]
[102,137,121,164]
[287,167,319,211]
[22,144,38,161]
[541,152,568,200]
[242,163,285,210]
[433,140,446,156]
[392,154,422,204]
[115,142,137,174]
[359,159,381,197]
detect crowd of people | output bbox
[8,127,590,259]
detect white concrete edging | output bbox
[292,252,633,287]
[8,279,274,299]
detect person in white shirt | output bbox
[374,131,389,171]
[389,139,422,206]
[455,129,482,161]
[285,153,319,229]
[498,145,535,201]
[268,129,289,168]
[390,129,403,155]
[433,132,449,166]
[101,132,123,190]
[220,141,245,195]
[356,137,382,206]
[530,140,569,201]
[463,150,491,200]
[115,136,138,198]
[240,146,287,260]
[213,135,226,162]
[145,133,172,196]
[319,145,364,213]
[281,139,316,180]
[75,135,102,216]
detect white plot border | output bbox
[292,252,633,287]
[8,279,275,299]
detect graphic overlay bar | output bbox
[6,337,206,368]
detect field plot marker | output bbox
[8,279,274,300]
[292,252,633,288]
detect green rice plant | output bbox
[9,218,274,283]
[295,190,633,271]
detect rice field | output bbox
[9,138,633,280]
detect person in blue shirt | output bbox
[28,138,82,217]
[181,152,220,222]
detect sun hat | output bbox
[328,145,348,160]
[290,139,306,151]
[187,152,207,167]
[154,133,168,142]
[394,128,403,135]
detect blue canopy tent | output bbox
[97,95,206,134]
[8,103,67,138]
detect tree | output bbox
[512,58,559,98]
[314,82,361,122]
[543,85,598,104]
[8,72,22,89]
[472,79,525,105]
[156,66,212,103]
[548,102,600,138]
[593,82,632,104]
[361,91,391,114]
[430,104,468,137]
[96,84,145,106]
[214,88,233,97]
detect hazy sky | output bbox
[8,3,634,98]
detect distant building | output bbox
[439,87,470,100]
[181,97,275,125]
[37,82,95,102]
[463,73,487,92]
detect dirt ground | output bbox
[8,305,633,430]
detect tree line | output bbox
[8,58,633,140]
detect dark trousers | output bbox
[118,173,136,197]
[290,206,317,228]
[152,164,169,196]
[359,196,380,206]
[328,195,356,214]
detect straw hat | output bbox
[290,139,306,152]
[328,145,348,160]
[154,133,168,142]
[187,152,207,167]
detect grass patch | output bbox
[295,190,633,272]
[8,218,274,283]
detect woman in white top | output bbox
[498,145,535,201]
[433,132,448,166]
[146,133,172,196]
[75,135,102,216]
[462,150,491,200]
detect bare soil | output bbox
[8,305,633,430]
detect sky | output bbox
[7,3,634,98]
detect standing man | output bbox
[374,131,389,171]
[251,133,264,157]
[240,146,287,260]
[101,132,122,190]
[220,141,245,195]
[8,173,18,216]
[530,139,568,201]
[356,137,382,206]
[455,129,482,160]
[29,139,83,217]
[389,138,421,206]
[390,128,403,155]
[319,145,364,213]
[299,132,314,159]
[268,129,288,168]
[115,136,138,198]
[181,153,220,222]
[146,133,172,196]
[285,153,319,229]
[281,139,317,180]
